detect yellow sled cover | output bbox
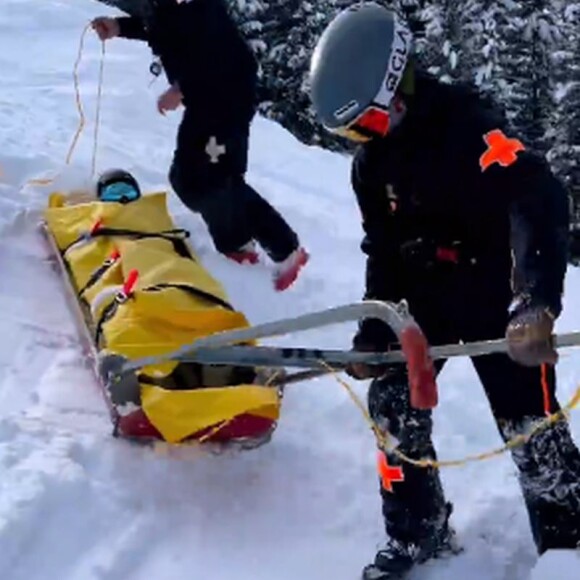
[43,191,280,444]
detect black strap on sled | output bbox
[74,225,198,298]
[145,283,233,311]
[78,254,120,298]
[63,227,192,258]
[94,294,128,346]
[94,282,234,345]
[94,227,190,242]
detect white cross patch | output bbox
[205,136,226,164]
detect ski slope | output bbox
[0,2,579,579]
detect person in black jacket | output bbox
[309,3,580,579]
[91,0,308,291]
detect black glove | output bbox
[347,320,399,380]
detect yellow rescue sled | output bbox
[42,189,281,447]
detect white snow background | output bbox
[0,1,578,579]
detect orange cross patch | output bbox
[377,452,405,492]
[479,129,525,172]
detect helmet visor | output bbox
[99,181,141,203]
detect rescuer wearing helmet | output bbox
[309,3,580,578]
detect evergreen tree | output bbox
[258,0,321,144]
[498,0,559,153]
[549,3,580,214]
[226,0,556,157]
[469,2,507,99]
[563,3,580,205]
[415,0,483,83]
[227,0,267,56]
[251,0,354,149]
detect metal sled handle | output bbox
[121,301,412,370]
[117,300,439,410]
[273,330,580,386]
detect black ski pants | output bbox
[169,111,298,262]
[367,259,580,554]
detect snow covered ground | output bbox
[0,2,579,579]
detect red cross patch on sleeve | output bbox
[479,129,525,172]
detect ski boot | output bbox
[362,503,461,579]
[273,246,309,291]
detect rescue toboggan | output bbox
[42,189,282,449]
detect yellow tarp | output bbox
[44,191,280,443]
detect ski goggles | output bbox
[98,181,141,204]
[328,106,391,142]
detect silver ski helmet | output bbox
[309,2,413,141]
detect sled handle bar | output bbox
[273,330,580,386]
[116,300,439,409]
[119,301,417,373]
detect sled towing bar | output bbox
[108,301,580,410]
[174,328,580,388]
[170,331,580,370]
[112,301,437,409]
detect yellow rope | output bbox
[91,37,106,177]
[65,23,91,167]
[27,23,104,187]
[321,361,580,470]
[330,366,394,450]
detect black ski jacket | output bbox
[352,74,569,348]
[116,0,258,129]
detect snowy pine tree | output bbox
[415,0,484,83]
[225,0,580,262]
[249,0,354,149]
[563,3,580,205]
[469,2,508,99]
[545,1,580,262]
[226,0,267,56]
[398,0,429,39]
[498,0,560,154]
[226,0,578,189]
[549,2,580,216]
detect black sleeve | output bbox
[173,0,254,100]
[160,1,215,97]
[351,145,405,350]
[506,154,569,317]
[116,16,148,41]
[469,112,569,318]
